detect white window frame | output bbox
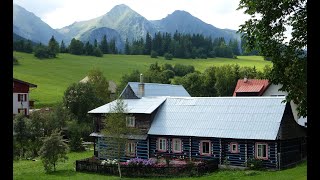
[255,142,268,160]
[126,116,135,127]
[158,138,167,152]
[230,142,239,153]
[200,140,211,156]
[172,138,182,153]
[126,141,136,157]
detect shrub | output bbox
[13,56,19,65]
[150,50,158,58]
[164,53,173,60]
[246,158,264,170]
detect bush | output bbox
[233,55,238,59]
[164,53,173,60]
[150,50,158,58]
[13,56,19,65]
[246,158,264,170]
[34,46,51,59]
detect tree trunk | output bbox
[54,162,56,171]
[118,162,122,178]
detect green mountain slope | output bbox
[13,51,271,108]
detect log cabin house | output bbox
[88,75,306,170]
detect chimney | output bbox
[244,76,248,83]
[138,73,145,97]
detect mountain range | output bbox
[13,4,241,51]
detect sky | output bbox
[13,0,251,30]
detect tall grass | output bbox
[13,149,306,180]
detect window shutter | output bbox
[18,94,21,101]
[24,94,27,102]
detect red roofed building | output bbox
[233,78,307,128]
[233,78,270,96]
[13,78,37,116]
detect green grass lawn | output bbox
[13,149,306,180]
[13,52,272,108]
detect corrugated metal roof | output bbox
[148,96,286,140]
[88,97,166,114]
[236,84,264,93]
[233,79,269,96]
[89,133,148,140]
[126,82,191,97]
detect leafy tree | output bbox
[102,99,140,178]
[173,64,195,76]
[174,72,204,97]
[68,38,84,55]
[215,65,237,96]
[202,66,218,97]
[67,120,90,151]
[39,130,69,172]
[93,47,103,57]
[34,44,50,59]
[238,0,307,117]
[118,70,141,93]
[63,82,103,123]
[48,36,59,58]
[150,50,158,58]
[13,114,32,159]
[87,68,111,103]
[164,53,173,60]
[161,63,174,71]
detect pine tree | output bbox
[60,40,67,53]
[144,32,152,55]
[99,35,108,54]
[48,36,59,58]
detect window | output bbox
[126,142,136,157]
[18,94,26,102]
[200,140,211,155]
[256,143,268,160]
[230,142,239,153]
[172,138,182,153]
[126,116,135,127]
[18,108,27,115]
[158,138,167,152]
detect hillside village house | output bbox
[233,78,307,127]
[13,78,37,116]
[87,75,306,170]
[80,76,118,100]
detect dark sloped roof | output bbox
[13,78,37,87]
[120,82,190,97]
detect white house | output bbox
[13,78,37,116]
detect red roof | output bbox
[233,79,269,96]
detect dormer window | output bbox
[126,116,135,127]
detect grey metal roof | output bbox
[148,96,287,140]
[124,82,191,97]
[90,133,148,140]
[88,97,166,114]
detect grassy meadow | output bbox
[13,149,306,180]
[13,51,272,108]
